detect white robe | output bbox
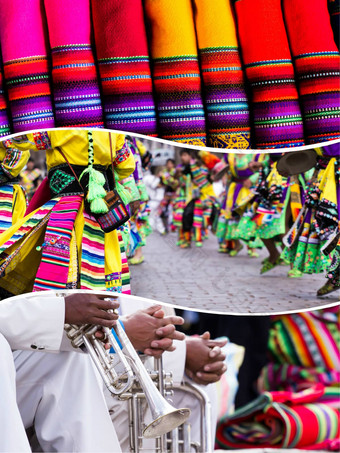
[0,291,122,452]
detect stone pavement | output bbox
[130,232,339,314]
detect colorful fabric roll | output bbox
[91,0,157,136]
[0,0,55,133]
[143,0,206,145]
[283,0,340,144]
[216,389,340,449]
[44,0,104,128]
[192,0,251,148]
[0,53,11,137]
[234,0,305,149]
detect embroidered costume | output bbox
[0,130,135,295]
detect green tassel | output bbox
[80,166,108,214]
[117,184,132,206]
[90,197,109,214]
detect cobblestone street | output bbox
[130,232,339,314]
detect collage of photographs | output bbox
[0,0,339,453]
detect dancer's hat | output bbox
[277,149,317,176]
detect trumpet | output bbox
[124,356,213,452]
[63,294,190,439]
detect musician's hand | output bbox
[185,332,227,385]
[64,293,119,327]
[123,305,185,357]
[94,328,111,350]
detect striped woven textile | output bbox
[117,229,130,294]
[267,309,340,370]
[216,390,340,449]
[283,0,340,144]
[192,0,251,149]
[33,196,82,291]
[44,0,104,128]
[234,0,305,149]
[80,210,106,290]
[91,0,157,136]
[0,54,10,137]
[259,363,340,405]
[0,0,55,133]
[143,0,206,145]
[0,199,57,255]
[0,186,15,234]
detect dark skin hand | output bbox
[185,332,227,385]
[64,293,119,328]
[122,305,185,358]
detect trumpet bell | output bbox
[143,407,191,438]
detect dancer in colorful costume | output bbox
[236,154,308,274]
[123,136,151,265]
[0,130,135,296]
[281,144,340,295]
[216,153,266,256]
[174,150,217,248]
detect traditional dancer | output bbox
[216,153,266,256]
[280,144,339,295]
[0,130,135,295]
[174,150,217,248]
[124,136,151,265]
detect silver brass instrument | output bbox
[64,297,190,439]
[125,356,213,453]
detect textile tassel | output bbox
[80,131,108,214]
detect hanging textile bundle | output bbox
[283,0,340,144]
[91,0,158,137]
[44,0,104,128]
[234,0,305,149]
[0,0,55,133]
[192,0,251,149]
[143,0,207,146]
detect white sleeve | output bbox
[0,291,66,352]
[162,338,186,385]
